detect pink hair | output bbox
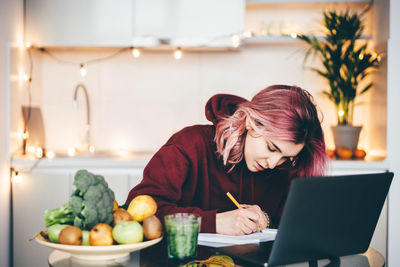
[215,85,328,177]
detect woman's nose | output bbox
[267,155,282,169]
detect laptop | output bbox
[213,172,393,266]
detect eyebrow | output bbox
[269,140,282,153]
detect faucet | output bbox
[73,83,91,152]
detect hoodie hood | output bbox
[205,94,248,125]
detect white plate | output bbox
[35,235,163,260]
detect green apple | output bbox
[81,230,90,246]
[112,221,143,244]
[48,224,68,243]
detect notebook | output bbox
[213,172,393,267]
[198,229,277,247]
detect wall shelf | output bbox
[246,0,371,3]
[243,35,372,45]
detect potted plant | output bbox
[298,9,380,152]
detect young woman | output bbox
[126,85,328,235]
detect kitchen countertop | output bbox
[10,151,390,173]
[10,151,155,172]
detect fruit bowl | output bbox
[34,233,162,260]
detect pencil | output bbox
[226,192,242,209]
[226,192,262,232]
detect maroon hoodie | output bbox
[126,94,291,233]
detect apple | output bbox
[48,224,68,243]
[81,230,90,246]
[353,149,367,159]
[336,147,353,160]
[112,221,143,244]
[127,195,157,222]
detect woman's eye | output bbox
[267,144,276,152]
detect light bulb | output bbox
[89,145,95,154]
[12,172,22,183]
[80,64,87,77]
[338,110,344,117]
[132,48,140,58]
[27,146,35,154]
[35,147,43,158]
[19,73,29,82]
[25,42,32,48]
[231,35,241,48]
[21,131,29,140]
[174,48,182,59]
[290,32,297,38]
[46,151,55,159]
[243,31,253,38]
[68,147,76,157]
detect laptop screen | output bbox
[215,172,393,267]
[269,172,393,266]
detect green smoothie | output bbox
[164,213,201,260]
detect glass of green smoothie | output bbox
[164,213,201,261]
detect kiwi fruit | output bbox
[142,215,162,240]
[58,225,82,245]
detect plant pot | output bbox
[331,125,362,150]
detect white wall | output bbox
[0,1,24,267]
[387,0,400,266]
[17,3,383,158]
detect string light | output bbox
[79,64,87,77]
[231,35,241,48]
[25,42,32,48]
[174,47,183,59]
[68,147,76,157]
[35,147,44,158]
[243,31,253,38]
[21,131,29,140]
[45,151,55,159]
[290,32,297,38]
[12,170,22,183]
[131,47,140,58]
[19,73,30,82]
[89,145,95,154]
[27,146,36,154]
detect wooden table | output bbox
[48,240,385,267]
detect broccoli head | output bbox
[44,169,115,230]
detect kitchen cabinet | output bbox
[11,157,148,267]
[12,171,72,267]
[25,0,134,47]
[24,0,245,47]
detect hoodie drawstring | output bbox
[239,165,243,202]
[251,174,255,204]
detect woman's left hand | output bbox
[241,204,269,230]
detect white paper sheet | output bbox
[198,228,277,247]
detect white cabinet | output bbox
[12,171,71,267]
[25,0,134,46]
[12,161,146,267]
[25,0,245,47]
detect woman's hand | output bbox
[241,204,269,229]
[216,204,267,235]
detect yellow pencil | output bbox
[226,192,242,209]
[226,192,261,232]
